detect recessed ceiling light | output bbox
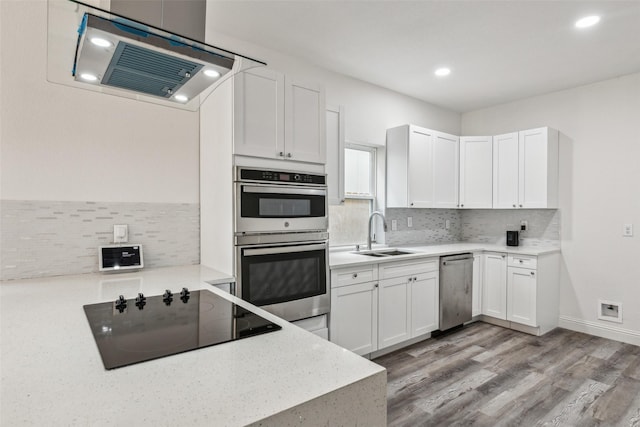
[174,94,189,102]
[203,69,221,78]
[575,15,600,28]
[90,37,112,48]
[80,73,98,82]
[435,67,451,77]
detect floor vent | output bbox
[598,300,622,323]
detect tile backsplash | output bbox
[1,200,199,281]
[385,209,462,246]
[385,208,559,248]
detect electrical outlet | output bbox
[520,220,528,232]
[623,223,633,237]
[407,217,413,228]
[113,224,128,243]
[391,220,398,231]
[445,219,451,230]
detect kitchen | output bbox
[2,0,640,425]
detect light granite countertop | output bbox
[330,242,560,268]
[0,265,386,426]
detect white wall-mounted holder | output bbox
[598,300,623,323]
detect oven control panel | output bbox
[239,168,326,185]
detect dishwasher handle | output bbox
[441,256,473,266]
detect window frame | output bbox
[344,143,377,201]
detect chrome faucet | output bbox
[367,211,388,250]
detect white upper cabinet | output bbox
[459,136,493,209]
[493,127,559,209]
[386,125,458,208]
[493,132,520,208]
[432,131,460,208]
[519,127,559,208]
[326,105,345,205]
[286,78,326,163]
[233,68,326,164]
[233,68,285,159]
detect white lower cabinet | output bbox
[378,276,411,349]
[482,252,559,335]
[330,281,378,355]
[330,258,439,355]
[409,271,439,336]
[507,267,537,327]
[471,253,482,317]
[482,252,507,320]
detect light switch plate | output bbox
[391,219,398,231]
[623,223,633,237]
[407,217,413,228]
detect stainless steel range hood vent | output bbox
[47,0,265,111]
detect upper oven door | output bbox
[235,183,328,234]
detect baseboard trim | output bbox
[559,315,640,346]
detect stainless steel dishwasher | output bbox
[439,253,473,331]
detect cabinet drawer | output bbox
[379,258,438,279]
[331,265,377,288]
[507,254,537,269]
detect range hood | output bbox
[47,0,266,111]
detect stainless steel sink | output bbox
[355,249,414,257]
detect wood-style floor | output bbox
[374,322,640,426]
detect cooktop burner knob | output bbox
[135,293,146,309]
[162,289,173,305]
[115,295,127,312]
[180,287,190,302]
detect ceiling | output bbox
[206,1,640,113]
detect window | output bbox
[328,144,377,246]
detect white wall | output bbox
[462,72,640,343]
[0,1,199,204]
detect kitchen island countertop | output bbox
[0,265,386,426]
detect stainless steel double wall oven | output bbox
[234,167,329,322]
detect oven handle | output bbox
[242,185,326,196]
[243,243,327,257]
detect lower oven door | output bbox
[236,240,329,322]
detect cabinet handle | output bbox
[352,273,358,278]
[461,204,464,207]
[530,271,535,276]
[513,204,516,208]
[410,203,414,206]
[278,151,285,157]
[519,204,523,208]
[374,283,379,288]
[408,277,413,282]
[414,276,418,281]
[502,255,506,258]
[519,259,523,263]
[286,153,292,158]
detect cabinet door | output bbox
[460,136,493,209]
[378,277,411,349]
[285,78,326,163]
[507,267,537,327]
[233,68,285,159]
[472,253,483,317]
[432,132,459,208]
[492,132,519,209]
[326,106,345,205]
[482,253,507,320]
[410,271,439,337]
[330,281,378,355]
[519,128,548,208]
[408,128,434,207]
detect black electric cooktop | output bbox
[84,288,281,370]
